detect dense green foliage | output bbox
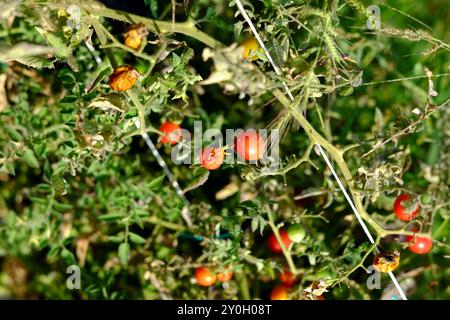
[0,0,448,300]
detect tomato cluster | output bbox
[392,194,433,254]
[195,267,233,287]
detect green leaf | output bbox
[86,66,112,93]
[35,27,71,59]
[60,95,78,103]
[146,174,165,189]
[118,242,130,265]
[145,0,158,18]
[23,148,39,168]
[5,161,15,175]
[53,201,73,212]
[98,213,124,221]
[51,174,66,196]
[15,56,55,69]
[129,232,146,245]
[108,235,124,243]
[6,127,22,142]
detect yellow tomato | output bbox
[241,38,261,61]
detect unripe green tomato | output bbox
[332,285,349,300]
[421,194,432,205]
[287,224,306,243]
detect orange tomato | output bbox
[270,285,290,300]
[217,270,233,282]
[123,23,148,50]
[195,267,217,287]
[234,131,265,161]
[200,146,226,170]
[241,38,260,60]
[108,65,139,92]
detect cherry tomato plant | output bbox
[0,0,448,300]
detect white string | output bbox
[234,0,407,300]
[317,144,407,300]
[134,119,193,228]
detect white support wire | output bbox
[134,119,193,228]
[234,0,407,300]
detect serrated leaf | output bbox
[35,27,71,59]
[0,42,51,61]
[118,242,130,265]
[23,148,39,168]
[129,232,146,245]
[15,56,55,69]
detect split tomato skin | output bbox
[406,234,433,254]
[159,121,182,145]
[195,267,217,287]
[278,269,296,287]
[123,23,148,50]
[270,285,290,300]
[234,131,265,161]
[200,146,225,170]
[394,194,420,221]
[267,230,293,254]
[108,65,139,92]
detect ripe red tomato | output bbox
[159,121,182,145]
[270,285,290,300]
[200,146,225,170]
[217,270,233,282]
[278,269,296,287]
[394,194,420,221]
[234,131,265,161]
[406,234,433,254]
[267,230,293,254]
[195,267,217,287]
